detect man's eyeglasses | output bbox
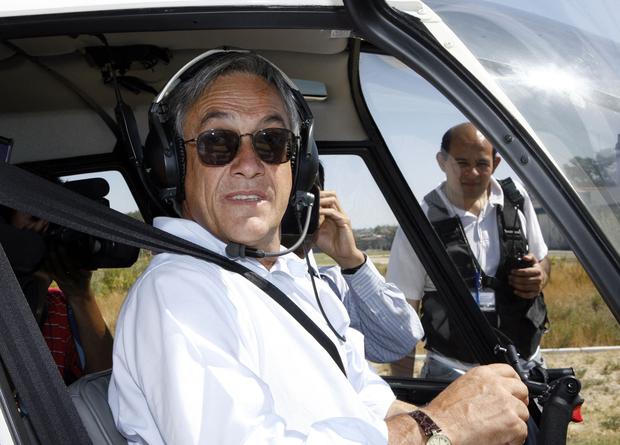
[184,128,297,166]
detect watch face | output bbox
[427,433,452,445]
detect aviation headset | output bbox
[142,49,319,220]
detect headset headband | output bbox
[155,49,304,108]
[155,48,314,156]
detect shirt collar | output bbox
[435,176,504,216]
[152,216,308,277]
[305,250,321,275]
[269,248,310,278]
[153,216,228,254]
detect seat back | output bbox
[68,369,127,445]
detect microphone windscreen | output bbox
[63,178,110,200]
[225,242,242,258]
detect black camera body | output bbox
[45,224,139,270]
[506,252,533,270]
[44,177,139,270]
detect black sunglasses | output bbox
[184,128,297,166]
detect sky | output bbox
[482,0,620,42]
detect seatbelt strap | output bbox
[0,163,346,377]
[0,244,92,444]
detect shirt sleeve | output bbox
[385,227,427,301]
[320,261,422,363]
[516,183,549,261]
[109,260,390,445]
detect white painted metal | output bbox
[0,0,342,19]
[0,407,15,445]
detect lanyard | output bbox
[474,269,481,305]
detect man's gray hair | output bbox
[166,52,301,138]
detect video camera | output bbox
[506,249,533,270]
[46,224,139,270]
[45,177,139,270]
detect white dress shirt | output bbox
[109,217,395,445]
[317,258,423,363]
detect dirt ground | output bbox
[546,350,620,444]
[374,350,620,444]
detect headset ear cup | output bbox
[293,138,319,195]
[143,125,167,187]
[143,113,183,211]
[281,137,319,247]
[175,136,186,201]
[280,183,320,248]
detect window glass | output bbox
[318,155,397,272]
[358,51,619,388]
[415,0,620,258]
[359,53,516,195]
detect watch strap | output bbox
[409,410,442,437]
[341,253,367,275]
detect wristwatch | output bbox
[340,253,367,275]
[408,410,453,445]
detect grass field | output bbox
[542,255,620,348]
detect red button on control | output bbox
[571,404,583,423]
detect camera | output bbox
[45,224,139,270]
[506,251,533,270]
[44,177,139,270]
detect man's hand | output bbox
[44,243,93,303]
[509,254,550,299]
[315,190,365,270]
[386,364,529,445]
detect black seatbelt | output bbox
[0,163,347,378]
[0,244,92,444]
[497,178,529,265]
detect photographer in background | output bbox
[0,195,113,384]
[387,122,550,380]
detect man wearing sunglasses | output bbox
[109,52,530,445]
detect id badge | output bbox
[471,288,496,312]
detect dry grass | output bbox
[91,250,151,334]
[542,255,620,348]
[94,250,620,348]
